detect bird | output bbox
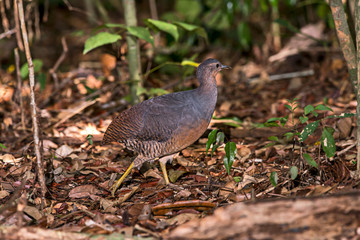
[102,58,231,196]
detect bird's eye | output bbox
[216,64,220,68]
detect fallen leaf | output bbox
[68,185,102,199]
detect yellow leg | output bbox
[160,161,170,185]
[159,154,176,185]
[110,161,134,196]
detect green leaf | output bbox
[264,142,276,148]
[299,116,308,124]
[299,120,319,142]
[146,19,179,41]
[0,143,6,149]
[268,136,279,142]
[284,104,292,111]
[173,21,208,41]
[223,142,237,175]
[20,59,43,79]
[326,113,355,119]
[38,72,46,91]
[304,105,314,115]
[303,153,318,168]
[83,32,121,54]
[290,166,298,180]
[283,132,294,140]
[210,132,225,157]
[86,134,93,145]
[270,171,278,187]
[266,116,288,127]
[321,127,336,158]
[127,26,154,46]
[315,104,333,112]
[233,176,242,183]
[206,129,218,155]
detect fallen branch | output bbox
[169,191,360,239]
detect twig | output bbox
[13,0,24,51]
[63,0,102,25]
[49,37,68,88]
[5,0,10,9]
[0,0,9,33]
[17,0,47,207]
[34,1,40,40]
[248,69,315,84]
[336,143,356,156]
[0,28,16,40]
[25,2,34,42]
[14,48,26,129]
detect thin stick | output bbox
[0,0,9,33]
[63,0,101,25]
[13,0,24,51]
[34,1,40,40]
[14,48,25,129]
[17,0,47,206]
[0,28,16,40]
[49,37,68,88]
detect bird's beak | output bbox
[221,64,231,70]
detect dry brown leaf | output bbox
[0,190,10,199]
[68,185,102,199]
[165,213,198,225]
[55,145,73,158]
[176,156,198,167]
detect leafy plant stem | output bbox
[122,0,143,105]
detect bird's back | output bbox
[102,88,216,158]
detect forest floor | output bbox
[0,10,359,240]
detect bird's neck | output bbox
[195,75,218,120]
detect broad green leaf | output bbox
[83,32,121,54]
[0,143,6,149]
[304,105,314,115]
[223,142,237,175]
[268,136,279,142]
[303,153,318,168]
[206,129,218,155]
[290,166,298,180]
[174,21,208,42]
[270,171,278,187]
[20,59,43,79]
[315,104,333,112]
[299,120,319,142]
[299,116,308,124]
[326,113,355,119]
[127,26,154,46]
[321,127,336,158]
[146,19,179,41]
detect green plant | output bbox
[265,98,355,184]
[206,129,237,176]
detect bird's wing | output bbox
[102,91,197,144]
[135,92,196,142]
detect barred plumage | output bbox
[102,59,231,195]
